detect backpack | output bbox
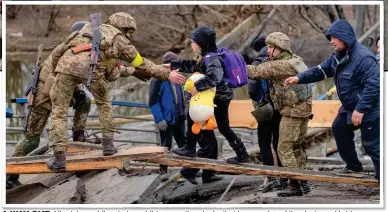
[203,47,248,88]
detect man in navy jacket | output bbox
[284,20,380,183]
[149,52,187,176]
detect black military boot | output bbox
[73,130,86,142]
[300,180,311,194]
[172,145,196,157]
[202,173,224,184]
[277,180,304,197]
[46,151,67,173]
[6,174,22,189]
[275,178,289,190]
[225,138,251,164]
[180,172,198,185]
[102,138,118,156]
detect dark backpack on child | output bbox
[203,47,248,88]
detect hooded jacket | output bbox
[297,20,380,123]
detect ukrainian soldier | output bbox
[6,21,92,189]
[246,32,312,197]
[47,12,185,172]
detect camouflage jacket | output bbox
[53,23,170,81]
[246,53,312,118]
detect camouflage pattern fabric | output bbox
[246,56,312,118]
[265,32,292,53]
[277,116,309,169]
[49,73,114,152]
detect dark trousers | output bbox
[181,99,242,179]
[332,113,380,181]
[257,110,282,167]
[181,114,218,179]
[160,115,187,170]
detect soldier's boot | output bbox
[226,138,251,164]
[300,180,311,194]
[277,180,304,197]
[73,130,86,142]
[6,174,22,190]
[275,178,289,190]
[102,138,118,156]
[46,151,66,173]
[258,177,280,193]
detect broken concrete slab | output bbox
[20,173,75,188]
[27,176,85,204]
[157,175,264,203]
[6,183,47,204]
[83,168,160,204]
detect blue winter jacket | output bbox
[297,20,380,123]
[149,78,185,124]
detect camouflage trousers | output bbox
[49,73,115,152]
[12,81,90,157]
[277,116,308,169]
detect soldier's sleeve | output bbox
[247,60,295,80]
[50,42,69,70]
[112,35,170,81]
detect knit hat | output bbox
[188,25,217,55]
[162,51,178,63]
[253,36,266,52]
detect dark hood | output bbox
[189,25,217,56]
[326,20,357,48]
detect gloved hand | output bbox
[157,120,168,132]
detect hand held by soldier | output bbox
[169,69,186,84]
[284,76,299,88]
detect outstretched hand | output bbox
[284,76,299,87]
[169,69,186,84]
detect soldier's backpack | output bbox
[203,47,248,88]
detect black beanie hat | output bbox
[188,25,217,55]
[253,36,266,52]
[162,51,178,63]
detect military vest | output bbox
[270,56,312,111]
[54,24,121,78]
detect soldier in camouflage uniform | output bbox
[47,12,185,172]
[6,21,92,189]
[246,32,312,197]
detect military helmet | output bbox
[71,21,89,32]
[107,12,137,33]
[265,32,292,53]
[251,102,274,122]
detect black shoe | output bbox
[102,138,118,156]
[73,130,86,142]
[160,165,169,182]
[333,167,364,178]
[172,147,196,157]
[46,151,66,173]
[277,180,303,197]
[195,171,202,177]
[300,180,311,194]
[258,179,280,193]
[225,154,251,164]
[202,175,224,184]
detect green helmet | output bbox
[265,32,292,53]
[107,12,137,34]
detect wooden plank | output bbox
[145,154,378,187]
[309,100,341,128]
[307,156,374,165]
[6,146,166,174]
[86,114,154,127]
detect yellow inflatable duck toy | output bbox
[185,72,217,134]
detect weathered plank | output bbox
[146,154,379,187]
[6,146,166,174]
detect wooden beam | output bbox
[6,146,166,174]
[86,114,154,127]
[145,154,379,187]
[309,100,341,128]
[307,156,374,165]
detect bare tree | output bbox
[45,5,62,37]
